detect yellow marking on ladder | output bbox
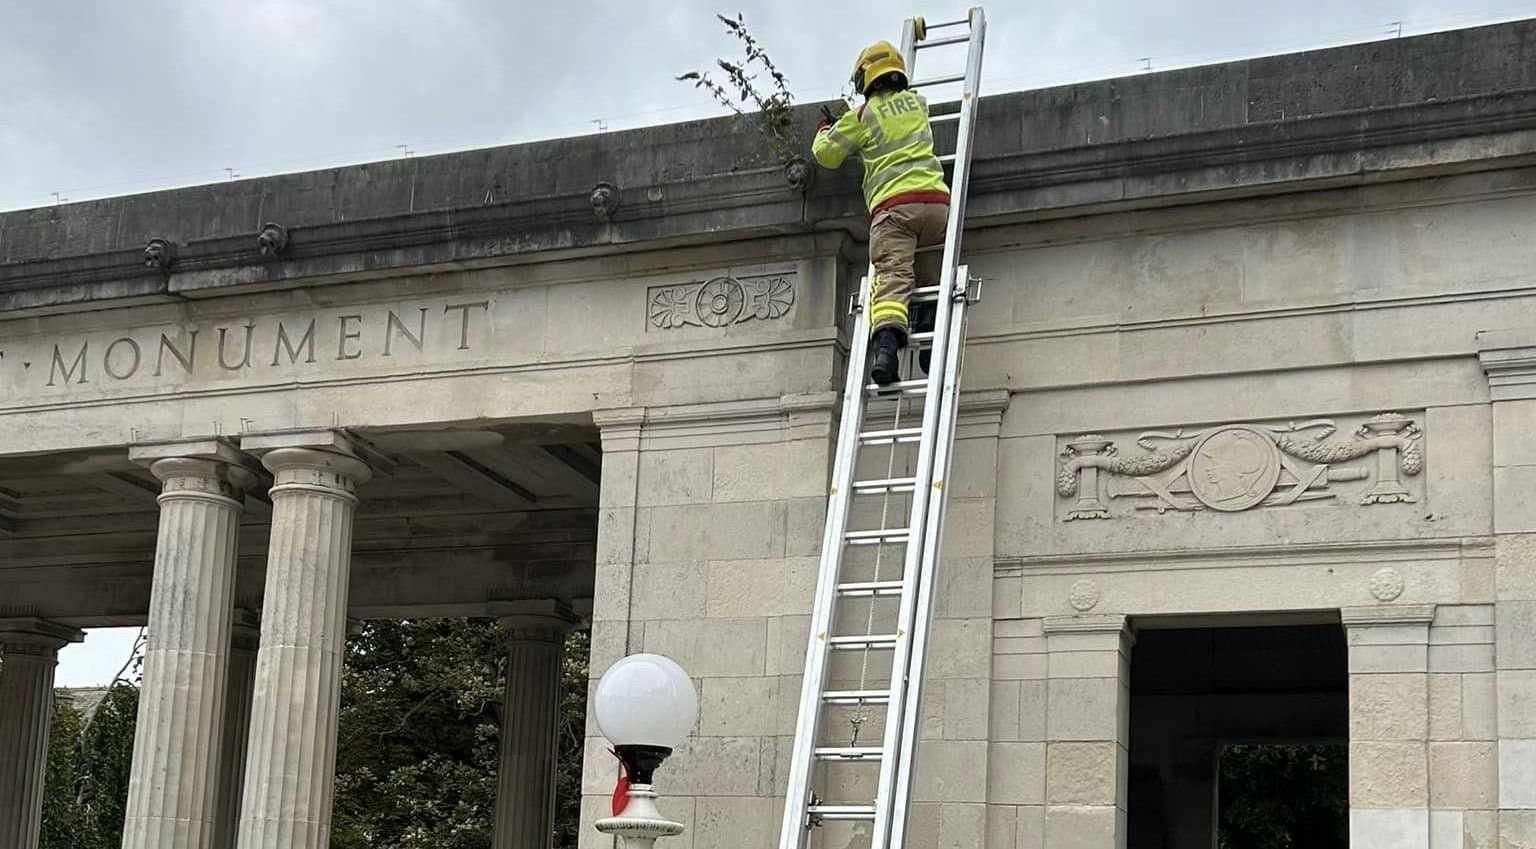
[933,480,944,490]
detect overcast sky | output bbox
[15,0,1536,683]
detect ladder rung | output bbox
[917,33,970,48]
[815,746,884,761]
[913,73,965,88]
[911,285,944,300]
[843,528,910,544]
[828,633,900,650]
[865,378,928,396]
[909,330,934,345]
[937,153,956,165]
[915,16,964,29]
[836,580,905,598]
[823,689,892,705]
[809,804,877,822]
[929,111,961,125]
[852,476,917,494]
[858,426,924,445]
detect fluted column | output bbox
[212,611,260,849]
[0,619,83,849]
[121,442,256,849]
[491,601,578,849]
[235,441,371,849]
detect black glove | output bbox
[820,105,837,126]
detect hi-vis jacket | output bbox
[811,88,950,215]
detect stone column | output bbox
[1478,333,1536,849]
[491,601,578,849]
[1426,604,1500,849]
[235,434,372,849]
[121,440,256,849]
[213,611,260,849]
[0,619,83,849]
[1343,604,1436,849]
[1041,614,1134,849]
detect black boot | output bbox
[912,301,936,376]
[870,328,902,386]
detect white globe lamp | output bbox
[594,653,698,847]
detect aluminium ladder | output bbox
[779,9,987,849]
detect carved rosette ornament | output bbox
[1369,567,1406,602]
[256,222,288,257]
[1068,580,1101,612]
[144,238,176,270]
[1056,412,1425,520]
[647,275,795,330]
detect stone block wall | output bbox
[582,397,836,849]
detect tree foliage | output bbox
[40,684,140,849]
[676,13,801,166]
[40,619,589,849]
[331,619,589,849]
[1217,743,1347,849]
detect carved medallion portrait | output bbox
[1188,426,1283,512]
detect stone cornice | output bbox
[8,76,1536,315]
[1478,326,1536,400]
[996,536,1487,576]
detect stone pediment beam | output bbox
[411,450,537,509]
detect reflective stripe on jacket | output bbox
[811,89,950,214]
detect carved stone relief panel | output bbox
[1055,412,1424,521]
[646,272,796,331]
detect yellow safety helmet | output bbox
[851,40,906,95]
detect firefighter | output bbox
[812,40,950,385]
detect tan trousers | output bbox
[869,202,949,335]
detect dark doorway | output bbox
[1127,622,1348,849]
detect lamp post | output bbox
[593,653,698,849]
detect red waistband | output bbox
[870,190,951,217]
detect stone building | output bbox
[1,17,1535,849]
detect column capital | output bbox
[1043,612,1132,635]
[130,438,263,502]
[253,445,373,498]
[1341,604,1437,628]
[1477,327,1536,401]
[241,429,390,478]
[593,409,645,452]
[0,619,84,656]
[489,599,579,642]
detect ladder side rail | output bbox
[887,267,970,849]
[777,270,878,849]
[936,9,986,282]
[899,15,921,69]
[880,11,988,847]
[866,247,957,849]
[866,19,968,827]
